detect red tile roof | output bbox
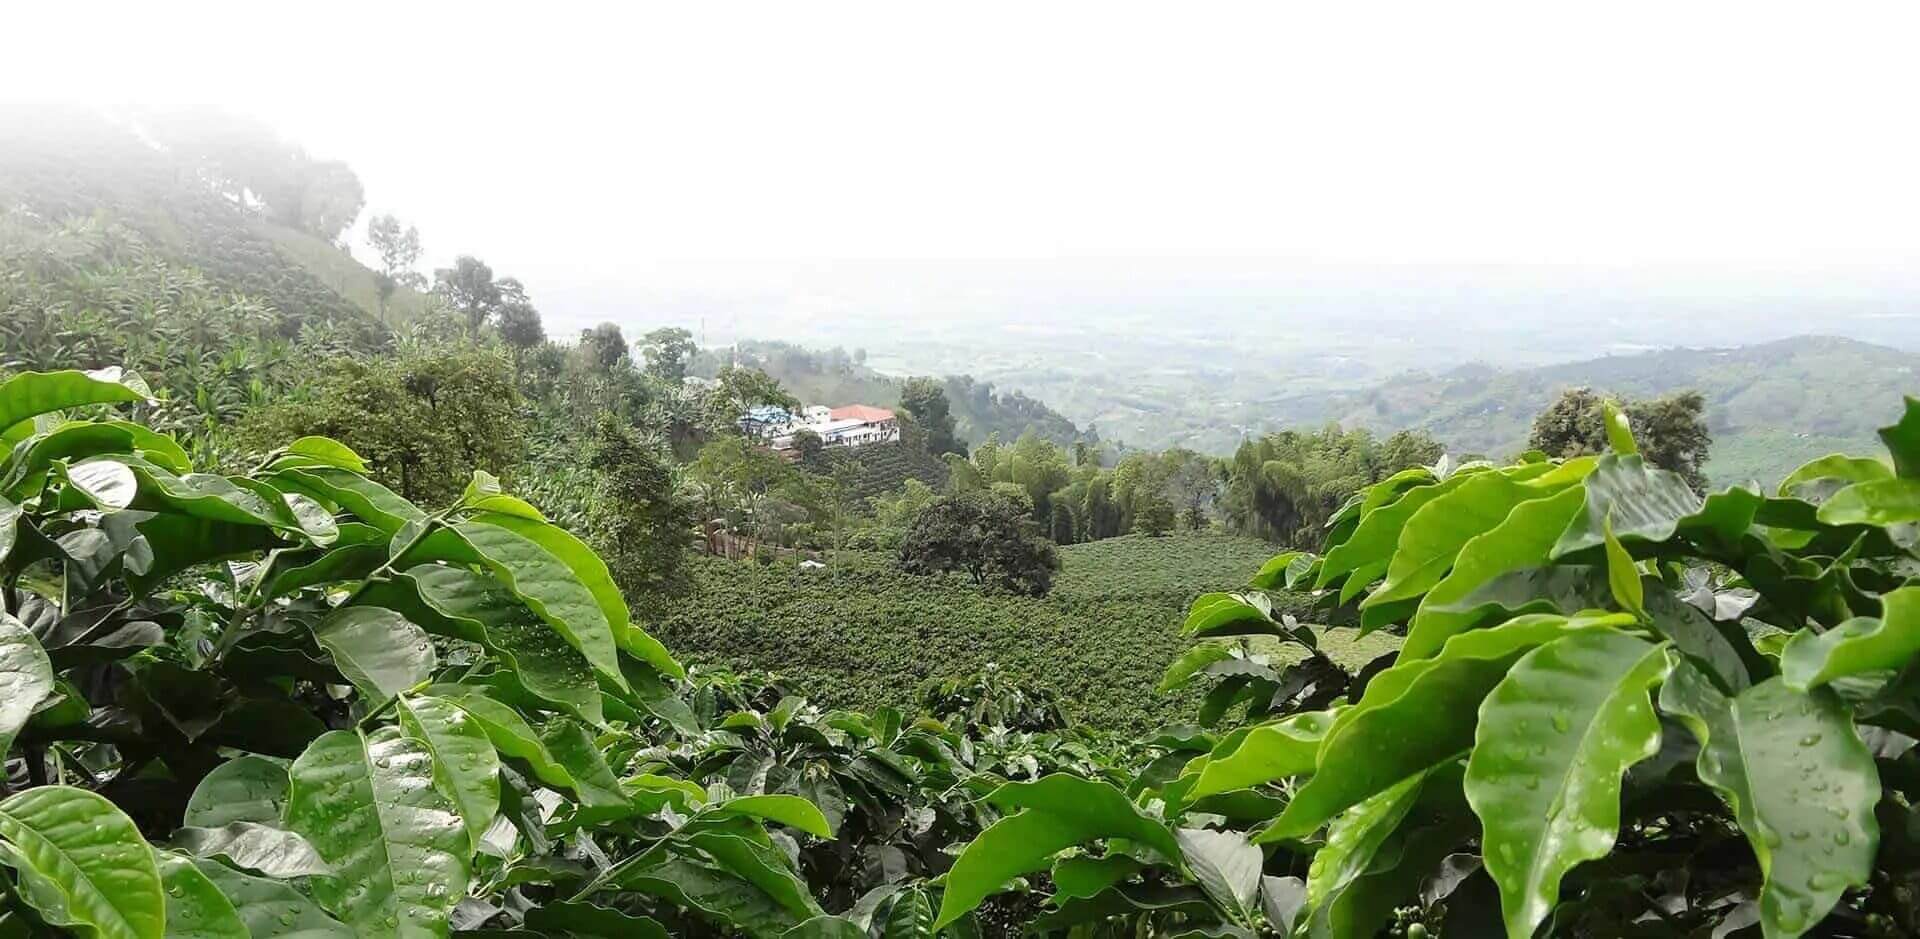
[829,405,895,423]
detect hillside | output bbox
[650,533,1396,733]
[697,340,1089,448]
[1263,335,1918,487]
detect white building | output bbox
[768,403,902,452]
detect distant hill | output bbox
[696,340,1090,448]
[0,106,415,331]
[1274,335,1918,487]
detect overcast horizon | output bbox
[7,1,1920,353]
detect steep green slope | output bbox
[254,222,432,325]
[0,107,378,335]
[1286,336,1919,487]
[651,533,1394,732]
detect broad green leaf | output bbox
[934,775,1181,928]
[1159,643,1238,692]
[1779,454,1891,498]
[70,456,306,532]
[522,901,669,939]
[538,719,628,811]
[679,824,824,922]
[1781,586,1920,691]
[1182,593,1314,649]
[1363,472,1545,609]
[1176,827,1260,926]
[397,695,502,851]
[1464,631,1672,939]
[1551,454,1703,558]
[471,511,681,680]
[1190,711,1335,799]
[154,851,247,939]
[258,542,387,602]
[191,858,354,938]
[0,786,164,939]
[1406,485,1586,659]
[375,566,602,725]
[286,437,370,474]
[401,522,627,692]
[1261,876,1307,937]
[1815,478,1920,526]
[0,496,19,568]
[184,756,289,828]
[429,691,578,794]
[1249,551,1310,590]
[1319,474,1475,587]
[1301,766,1446,939]
[1879,396,1920,478]
[1601,399,1637,455]
[1601,513,1644,618]
[1263,614,1631,842]
[0,369,146,439]
[284,728,469,937]
[781,915,868,938]
[1,420,188,499]
[270,467,423,537]
[171,822,332,878]
[310,607,436,704]
[1660,666,1878,938]
[0,614,55,757]
[606,854,801,938]
[1644,587,1750,694]
[714,795,834,839]
[460,472,546,521]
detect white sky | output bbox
[6,2,1919,332]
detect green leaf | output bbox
[1601,399,1637,455]
[934,775,1181,929]
[1182,593,1314,649]
[1815,478,1920,526]
[1363,472,1549,609]
[538,719,628,811]
[0,614,54,758]
[1601,513,1644,618]
[1464,631,1672,939]
[1779,454,1892,498]
[428,691,578,794]
[1,420,188,499]
[470,512,682,681]
[1879,396,1920,478]
[1051,855,1145,901]
[780,915,868,938]
[269,467,424,537]
[69,456,308,533]
[284,728,469,937]
[310,607,436,704]
[1660,666,1878,938]
[191,858,354,938]
[397,695,503,851]
[376,566,602,725]
[1176,827,1261,926]
[714,795,834,839]
[1300,766,1437,939]
[0,369,146,440]
[1319,474,1475,588]
[1264,613,1632,842]
[286,437,370,474]
[1781,586,1920,691]
[402,522,628,692]
[679,823,824,922]
[170,822,332,878]
[154,851,247,939]
[605,853,802,938]
[184,756,289,828]
[0,786,164,939]
[1551,454,1703,558]
[1190,710,1335,799]
[1407,485,1587,659]
[1160,644,1238,693]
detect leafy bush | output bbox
[935,397,1920,937]
[900,490,1059,596]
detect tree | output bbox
[1049,499,1078,545]
[367,213,424,321]
[494,278,545,362]
[1528,387,1712,491]
[641,327,697,384]
[898,491,1060,596]
[789,427,825,464]
[297,159,365,244]
[687,435,796,557]
[585,414,696,614]
[900,377,964,456]
[1132,496,1176,536]
[239,343,525,505]
[707,365,799,428]
[578,322,629,372]
[434,255,502,334]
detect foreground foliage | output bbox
[936,397,1920,937]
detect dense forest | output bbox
[6,106,1920,939]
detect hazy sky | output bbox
[8,2,1919,334]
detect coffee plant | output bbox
[0,367,1049,938]
[937,400,1920,937]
